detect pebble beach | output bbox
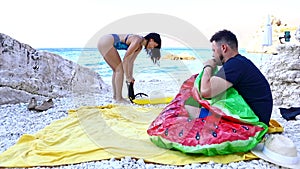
[2,1,300,167]
[1,78,299,169]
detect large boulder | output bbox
[0,33,109,105]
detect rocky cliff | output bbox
[0,33,108,105]
[262,44,300,107]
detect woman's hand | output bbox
[126,78,135,84]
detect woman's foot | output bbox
[114,98,130,104]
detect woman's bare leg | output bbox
[111,71,116,99]
[97,35,129,103]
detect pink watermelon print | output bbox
[147,73,268,156]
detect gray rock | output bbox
[0,33,109,105]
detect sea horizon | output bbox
[38,47,271,84]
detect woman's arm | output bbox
[123,38,143,82]
[129,51,140,80]
[123,51,140,82]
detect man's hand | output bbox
[203,59,217,69]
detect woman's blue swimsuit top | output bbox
[112,34,130,50]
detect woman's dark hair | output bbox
[210,29,238,49]
[144,32,161,49]
[144,32,161,64]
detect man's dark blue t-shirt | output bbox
[215,54,273,125]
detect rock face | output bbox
[0,33,108,105]
[295,25,300,42]
[262,44,300,107]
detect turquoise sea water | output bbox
[39,48,270,84]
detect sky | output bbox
[1,0,299,48]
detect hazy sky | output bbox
[1,0,299,48]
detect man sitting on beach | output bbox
[199,29,273,125]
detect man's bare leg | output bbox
[184,105,200,119]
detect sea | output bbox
[38,48,271,85]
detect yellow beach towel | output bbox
[0,105,283,167]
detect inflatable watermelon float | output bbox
[147,72,268,156]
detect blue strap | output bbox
[124,34,130,43]
[112,34,129,50]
